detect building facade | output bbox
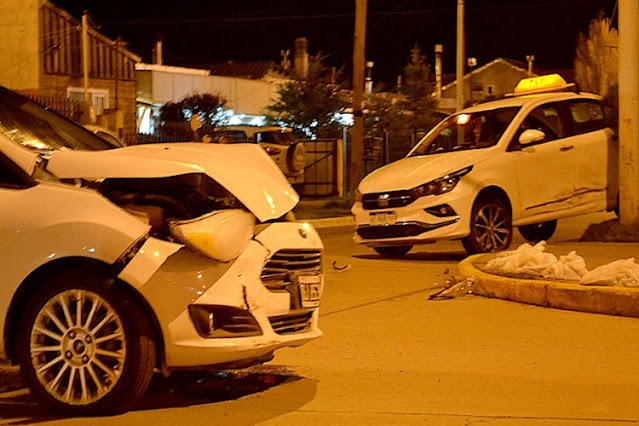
[0,0,140,134]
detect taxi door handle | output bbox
[559,145,574,152]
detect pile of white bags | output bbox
[485,241,588,281]
[483,241,639,286]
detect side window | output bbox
[0,152,36,189]
[510,103,563,150]
[567,100,605,135]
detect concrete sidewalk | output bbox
[459,243,639,318]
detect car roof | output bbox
[460,91,602,114]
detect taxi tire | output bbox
[287,142,306,173]
[518,220,557,243]
[462,197,512,254]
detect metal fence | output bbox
[25,94,82,121]
[299,139,343,197]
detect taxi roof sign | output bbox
[510,74,575,96]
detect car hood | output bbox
[358,149,492,193]
[46,143,298,222]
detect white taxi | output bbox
[352,75,616,256]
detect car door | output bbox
[506,101,577,219]
[560,99,614,211]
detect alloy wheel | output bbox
[29,289,126,406]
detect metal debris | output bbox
[332,260,351,272]
[429,276,476,300]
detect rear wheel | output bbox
[518,220,557,243]
[462,197,512,254]
[373,245,413,257]
[17,270,156,416]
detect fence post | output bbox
[337,139,344,197]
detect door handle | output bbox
[559,145,574,152]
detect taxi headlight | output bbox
[411,166,473,198]
[170,209,255,262]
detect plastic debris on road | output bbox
[580,258,639,287]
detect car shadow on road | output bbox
[353,250,467,262]
[0,366,315,424]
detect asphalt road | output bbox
[2,212,639,425]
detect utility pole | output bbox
[350,0,367,201]
[618,0,639,226]
[456,0,465,111]
[81,12,89,105]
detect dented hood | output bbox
[358,149,492,193]
[46,143,298,222]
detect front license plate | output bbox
[370,211,397,225]
[299,275,323,308]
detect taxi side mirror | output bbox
[519,129,546,146]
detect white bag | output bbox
[580,258,639,287]
[542,251,588,281]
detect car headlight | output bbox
[411,166,473,198]
[170,209,255,262]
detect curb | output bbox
[459,254,639,318]
[299,216,355,229]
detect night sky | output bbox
[52,0,617,84]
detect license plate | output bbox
[298,275,322,308]
[370,211,397,225]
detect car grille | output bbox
[357,219,459,240]
[362,190,415,210]
[261,249,322,290]
[269,311,313,335]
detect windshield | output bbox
[409,106,520,157]
[0,87,116,152]
[255,131,297,145]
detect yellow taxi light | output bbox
[514,74,570,95]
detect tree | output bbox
[399,46,439,131]
[159,93,228,137]
[266,54,347,138]
[575,11,618,97]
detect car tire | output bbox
[462,197,512,254]
[17,269,156,416]
[518,220,557,243]
[373,245,413,257]
[287,142,306,174]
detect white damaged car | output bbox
[352,75,617,256]
[0,87,323,415]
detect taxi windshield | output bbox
[409,106,520,157]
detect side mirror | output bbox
[519,129,546,146]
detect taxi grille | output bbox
[261,249,322,290]
[362,190,415,210]
[269,311,313,335]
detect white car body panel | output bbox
[119,221,323,368]
[46,143,298,222]
[0,182,150,357]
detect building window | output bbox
[67,87,109,115]
[487,85,494,95]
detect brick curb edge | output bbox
[459,254,639,318]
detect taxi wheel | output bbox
[373,245,412,257]
[518,220,557,243]
[17,270,156,416]
[462,197,512,254]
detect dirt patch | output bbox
[580,219,639,242]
